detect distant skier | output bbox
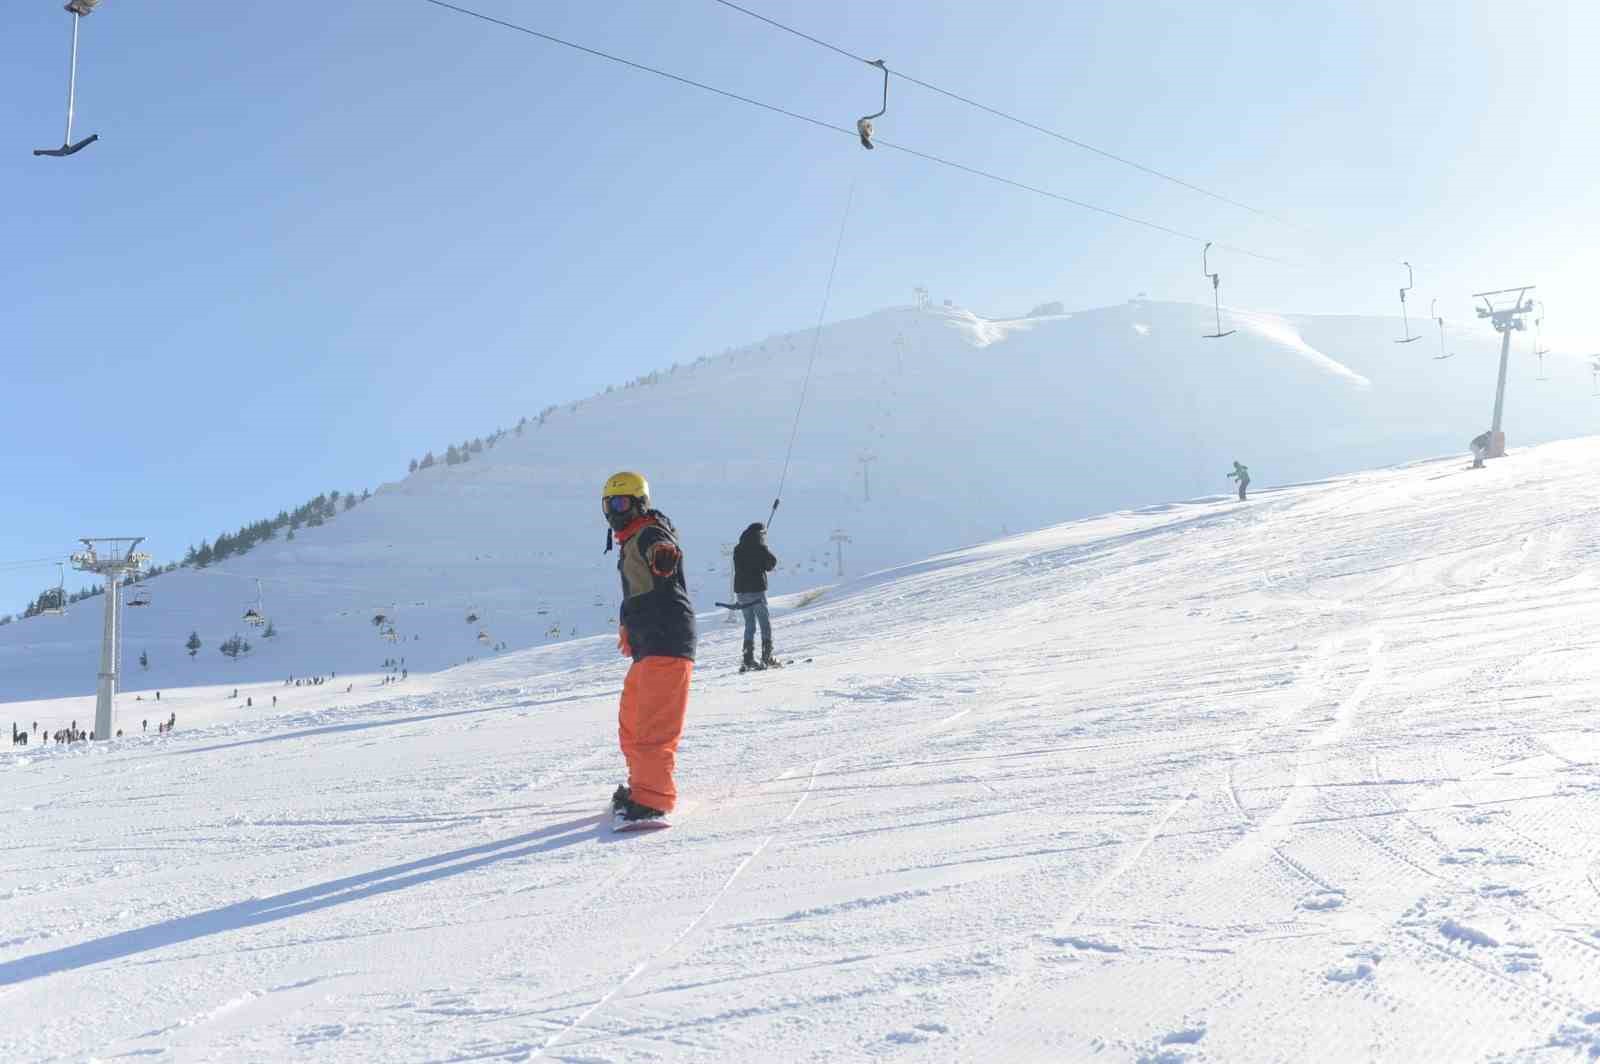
[1228,460,1251,501]
[733,522,780,671]
[1470,430,1491,469]
[602,471,695,829]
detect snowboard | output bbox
[738,657,810,674]
[613,812,672,834]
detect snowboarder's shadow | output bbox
[0,813,607,988]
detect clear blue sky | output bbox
[4,0,1596,610]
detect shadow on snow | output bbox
[0,812,608,987]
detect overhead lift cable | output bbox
[769,183,856,533]
[707,0,1300,229]
[416,0,1297,268]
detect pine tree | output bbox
[446,444,461,466]
[420,451,436,469]
[409,458,418,473]
[344,494,356,511]
[263,620,276,639]
[186,632,202,658]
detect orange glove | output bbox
[618,624,632,657]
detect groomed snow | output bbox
[7,437,1600,1061]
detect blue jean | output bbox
[737,592,771,646]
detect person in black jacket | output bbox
[733,522,779,670]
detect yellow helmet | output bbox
[601,471,649,502]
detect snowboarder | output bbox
[602,471,695,829]
[1228,460,1251,501]
[733,522,780,671]
[1470,430,1491,469]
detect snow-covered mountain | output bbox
[2,298,1589,702]
[7,437,1600,1060]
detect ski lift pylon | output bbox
[1201,242,1235,338]
[856,59,888,150]
[1394,262,1421,343]
[34,0,101,158]
[1430,299,1454,360]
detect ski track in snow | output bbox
[9,442,1600,1060]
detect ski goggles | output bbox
[603,495,636,515]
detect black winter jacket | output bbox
[733,523,778,594]
[616,510,697,661]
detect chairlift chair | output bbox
[1394,262,1421,343]
[856,59,888,149]
[244,578,266,626]
[1430,299,1454,360]
[477,630,492,645]
[40,562,68,616]
[35,0,101,158]
[127,585,151,607]
[1201,242,1235,338]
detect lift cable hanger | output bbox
[1394,262,1421,343]
[856,59,887,149]
[1430,299,1454,360]
[1533,300,1550,381]
[34,0,101,158]
[1201,242,1235,338]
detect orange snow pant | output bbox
[618,656,693,813]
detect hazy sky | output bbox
[4,0,1597,609]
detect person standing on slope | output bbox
[1470,430,1491,469]
[733,522,780,671]
[602,471,696,827]
[1227,460,1251,501]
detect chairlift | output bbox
[243,578,266,627]
[382,625,400,643]
[856,59,888,149]
[40,562,67,616]
[477,629,492,645]
[127,584,151,607]
[34,0,102,158]
[1430,299,1454,360]
[1201,242,1235,338]
[1394,262,1421,343]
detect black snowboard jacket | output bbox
[616,510,697,662]
[733,523,778,594]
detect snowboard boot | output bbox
[761,642,782,669]
[617,797,667,823]
[741,641,762,672]
[611,784,631,812]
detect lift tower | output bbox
[1473,287,1536,459]
[71,537,149,740]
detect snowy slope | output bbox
[6,437,1600,1061]
[4,298,1595,703]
